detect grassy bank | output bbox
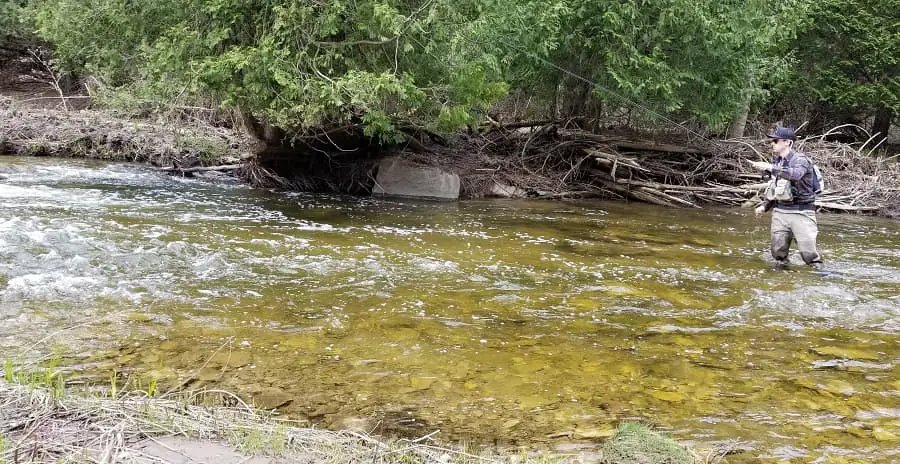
[0,363,716,464]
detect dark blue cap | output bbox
[767,127,796,141]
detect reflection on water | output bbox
[1,156,899,462]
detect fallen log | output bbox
[534,190,598,200]
[596,178,690,208]
[693,192,754,204]
[613,140,704,155]
[156,164,244,174]
[565,132,705,155]
[589,150,649,172]
[628,187,680,207]
[615,178,760,195]
[815,202,882,212]
[637,186,700,208]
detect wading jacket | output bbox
[763,150,817,211]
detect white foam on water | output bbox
[4,272,103,300]
[751,282,900,331]
[410,256,459,272]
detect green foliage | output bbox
[33,0,181,85]
[109,369,118,397]
[477,0,807,129]
[26,0,895,137]
[787,0,899,123]
[3,358,13,383]
[3,355,66,398]
[32,0,507,140]
[0,1,22,37]
[0,0,36,40]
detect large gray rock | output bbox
[372,157,460,200]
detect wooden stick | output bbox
[156,164,244,173]
[637,186,700,208]
[615,178,757,194]
[815,202,881,211]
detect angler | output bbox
[749,127,825,271]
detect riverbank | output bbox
[0,95,256,170]
[2,89,898,218]
[0,378,713,464]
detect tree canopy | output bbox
[787,0,899,139]
[3,0,897,142]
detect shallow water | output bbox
[1,156,898,462]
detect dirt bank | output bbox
[0,96,255,167]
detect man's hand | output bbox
[748,160,771,171]
[755,204,767,217]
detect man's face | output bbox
[770,138,790,155]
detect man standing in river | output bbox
[749,127,824,271]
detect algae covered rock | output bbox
[599,422,698,464]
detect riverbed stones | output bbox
[372,157,460,200]
[252,387,293,409]
[409,376,436,390]
[811,346,880,361]
[651,390,686,403]
[818,379,856,396]
[873,427,899,442]
[196,367,221,381]
[574,426,616,439]
[210,350,252,368]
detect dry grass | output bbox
[0,376,738,464]
[0,380,574,464]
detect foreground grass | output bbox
[0,364,717,464]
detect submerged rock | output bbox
[651,391,686,403]
[252,387,293,410]
[811,346,880,361]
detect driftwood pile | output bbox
[429,122,898,217]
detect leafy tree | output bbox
[0,1,30,40]
[786,0,899,141]
[475,0,806,132]
[33,0,191,86]
[32,0,508,142]
[33,0,888,143]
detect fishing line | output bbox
[404,23,723,145]
[494,39,718,143]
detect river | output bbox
[1,156,898,462]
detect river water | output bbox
[1,156,898,462]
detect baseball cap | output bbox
[767,127,797,141]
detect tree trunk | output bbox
[727,97,750,139]
[238,109,284,150]
[872,107,893,145]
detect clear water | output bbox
[1,156,898,462]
